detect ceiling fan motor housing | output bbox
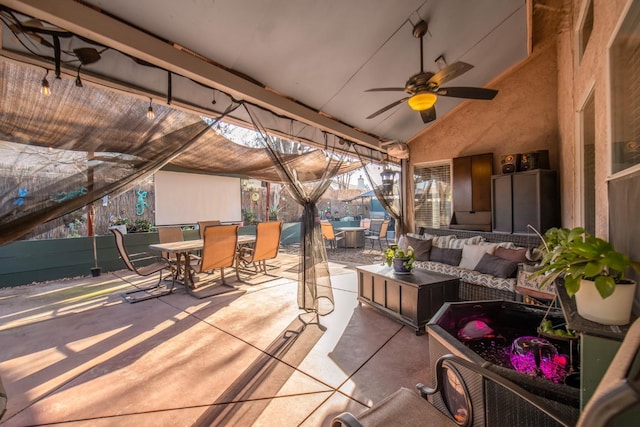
[405,72,436,94]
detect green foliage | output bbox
[243,209,258,225]
[533,227,640,299]
[131,218,153,233]
[384,244,415,271]
[539,319,574,338]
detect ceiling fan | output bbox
[365,20,498,124]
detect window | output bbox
[611,1,640,174]
[413,162,451,229]
[581,91,596,234]
[578,0,594,61]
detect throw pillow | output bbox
[423,233,456,248]
[459,244,496,270]
[407,236,432,261]
[449,235,484,249]
[430,247,463,266]
[474,253,519,279]
[494,247,529,263]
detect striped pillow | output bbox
[448,235,484,249]
[407,233,456,248]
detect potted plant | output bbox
[109,216,130,235]
[384,243,415,274]
[534,227,640,325]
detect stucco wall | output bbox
[558,0,632,238]
[408,0,634,238]
[407,40,560,231]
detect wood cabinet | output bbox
[452,153,493,212]
[492,169,560,234]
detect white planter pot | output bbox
[574,279,637,325]
[109,225,127,235]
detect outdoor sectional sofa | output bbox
[409,227,542,302]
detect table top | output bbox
[335,227,366,231]
[356,264,459,286]
[149,235,255,253]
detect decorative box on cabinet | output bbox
[492,169,559,234]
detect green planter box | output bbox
[0,222,303,287]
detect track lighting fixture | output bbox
[147,98,155,120]
[41,69,51,96]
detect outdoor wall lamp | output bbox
[380,166,397,195]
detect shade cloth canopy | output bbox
[0,59,362,243]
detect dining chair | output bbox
[111,228,176,303]
[189,224,238,298]
[365,219,390,250]
[197,220,221,239]
[157,226,184,261]
[321,220,345,249]
[236,221,282,278]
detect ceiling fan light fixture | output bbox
[408,92,437,111]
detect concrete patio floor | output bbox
[0,254,431,426]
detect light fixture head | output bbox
[147,98,155,120]
[40,70,51,96]
[408,92,437,111]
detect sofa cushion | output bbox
[457,268,517,292]
[407,236,432,261]
[448,235,484,249]
[430,247,462,265]
[459,244,497,270]
[494,246,529,263]
[407,232,455,249]
[474,253,519,279]
[413,260,517,293]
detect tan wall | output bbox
[408,0,632,238]
[558,0,631,238]
[407,41,560,231]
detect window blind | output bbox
[413,162,452,229]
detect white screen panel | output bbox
[155,171,241,225]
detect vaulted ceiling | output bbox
[0,0,530,150]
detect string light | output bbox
[147,97,155,120]
[41,69,51,96]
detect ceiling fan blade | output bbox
[428,61,474,87]
[366,97,409,119]
[365,87,406,92]
[436,86,498,100]
[420,107,436,124]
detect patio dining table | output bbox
[149,235,256,292]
